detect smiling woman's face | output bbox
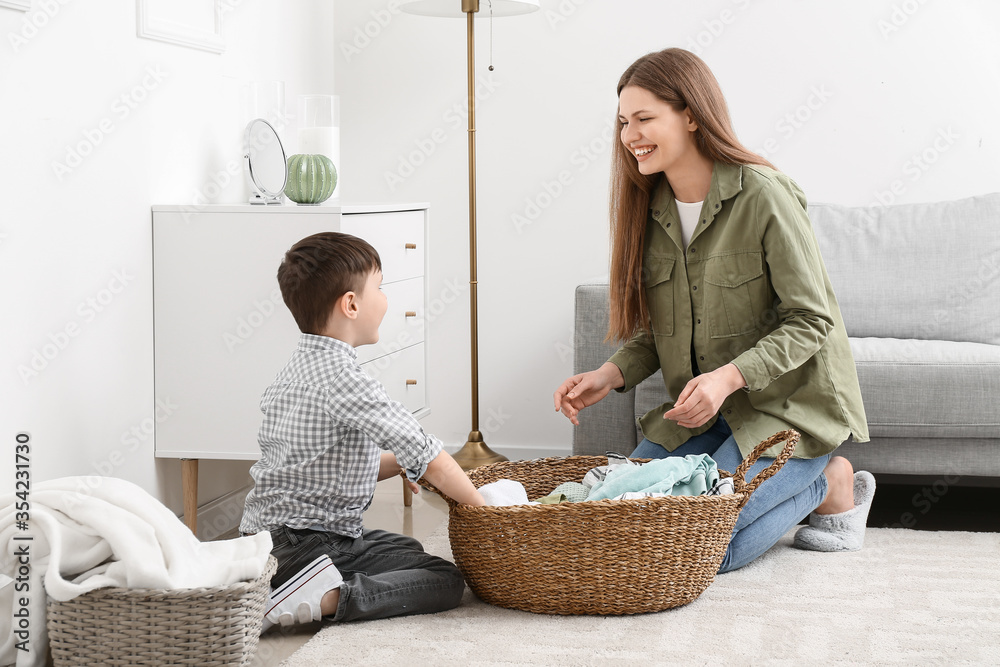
[618,85,700,178]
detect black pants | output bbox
[268,526,465,622]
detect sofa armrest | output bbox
[572,284,640,456]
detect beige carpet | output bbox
[280,526,1000,666]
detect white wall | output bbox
[333,0,1000,459]
[0,1,335,511]
[3,0,998,511]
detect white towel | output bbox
[0,476,273,667]
[478,479,534,506]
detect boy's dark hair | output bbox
[277,232,382,334]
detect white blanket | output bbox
[0,476,273,667]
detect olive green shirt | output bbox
[608,162,869,459]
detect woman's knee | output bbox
[824,456,854,484]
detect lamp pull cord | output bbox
[488,0,495,71]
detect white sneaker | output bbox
[262,555,343,632]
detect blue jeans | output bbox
[631,416,829,573]
[268,526,465,622]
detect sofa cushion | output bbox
[809,194,1000,345]
[835,436,1000,477]
[850,337,1000,439]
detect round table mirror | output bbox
[244,118,287,204]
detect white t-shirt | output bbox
[675,199,703,249]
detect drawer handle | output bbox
[405,311,417,318]
[406,379,418,386]
[405,243,417,250]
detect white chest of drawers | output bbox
[151,203,430,530]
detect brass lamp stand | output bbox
[401,0,538,470]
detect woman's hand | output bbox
[554,362,625,425]
[664,363,746,428]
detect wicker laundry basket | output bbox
[45,555,276,666]
[439,430,798,615]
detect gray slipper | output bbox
[793,471,876,552]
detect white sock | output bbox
[793,471,877,552]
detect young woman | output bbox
[553,48,876,572]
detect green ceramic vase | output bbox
[284,154,337,204]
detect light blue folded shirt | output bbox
[586,454,719,501]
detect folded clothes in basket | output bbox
[478,454,735,507]
[581,452,636,488]
[586,453,721,501]
[611,476,734,500]
[550,481,591,503]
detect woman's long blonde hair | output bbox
[607,48,775,342]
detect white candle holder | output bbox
[297,95,340,200]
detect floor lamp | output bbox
[400,0,539,470]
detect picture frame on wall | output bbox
[136,0,225,54]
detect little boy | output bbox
[240,232,485,631]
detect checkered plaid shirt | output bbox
[240,334,442,538]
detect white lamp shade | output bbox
[400,0,539,18]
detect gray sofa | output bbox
[573,193,1000,484]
